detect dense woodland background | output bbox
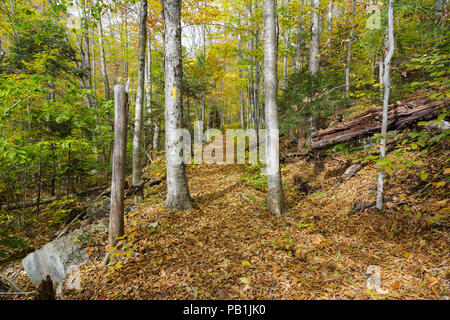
[0,0,448,300]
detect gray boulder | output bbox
[22,229,90,284]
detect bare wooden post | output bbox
[109,84,129,247]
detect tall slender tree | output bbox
[295,0,304,72]
[309,0,320,76]
[162,0,193,210]
[345,0,356,99]
[376,0,395,211]
[145,33,152,150]
[264,0,286,217]
[306,0,320,144]
[98,12,111,101]
[132,0,148,203]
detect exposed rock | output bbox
[22,228,90,284]
[365,265,389,294]
[144,222,159,229]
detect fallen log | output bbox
[311,98,449,150]
[1,196,58,211]
[348,200,377,216]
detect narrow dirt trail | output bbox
[69,155,448,300]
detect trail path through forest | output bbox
[68,149,448,300]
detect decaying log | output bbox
[124,178,163,198]
[1,196,58,211]
[311,98,449,150]
[348,201,377,216]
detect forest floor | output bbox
[1,134,448,300]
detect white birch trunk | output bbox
[309,0,320,76]
[163,0,193,210]
[132,0,148,203]
[295,0,304,72]
[145,34,153,149]
[345,0,355,98]
[98,13,111,100]
[376,0,395,211]
[264,0,287,217]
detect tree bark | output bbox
[145,33,153,150]
[80,0,97,109]
[247,3,255,128]
[295,0,304,72]
[264,0,287,217]
[238,18,245,129]
[309,0,320,76]
[162,0,193,210]
[152,114,161,151]
[132,0,148,204]
[345,0,355,99]
[306,0,320,144]
[98,12,111,101]
[376,0,395,211]
[109,84,129,247]
[282,0,291,89]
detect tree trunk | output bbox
[247,3,255,128]
[109,84,129,247]
[145,33,153,150]
[283,0,291,89]
[98,13,111,100]
[163,0,193,210]
[306,0,320,145]
[80,0,97,109]
[264,0,287,217]
[376,0,395,211]
[326,0,333,45]
[153,114,161,151]
[309,0,320,76]
[36,160,41,217]
[345,0,355,99]
[254,0,261,140]
[295,0,304,72]
[123,9,129,79]
[132,0,148,204]
[51,143,56,197]
[238,20,245,129]
[200,23,206,140]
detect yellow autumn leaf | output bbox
[435,181,446,188]
[443,168,450,175]
[241,260,251,267]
